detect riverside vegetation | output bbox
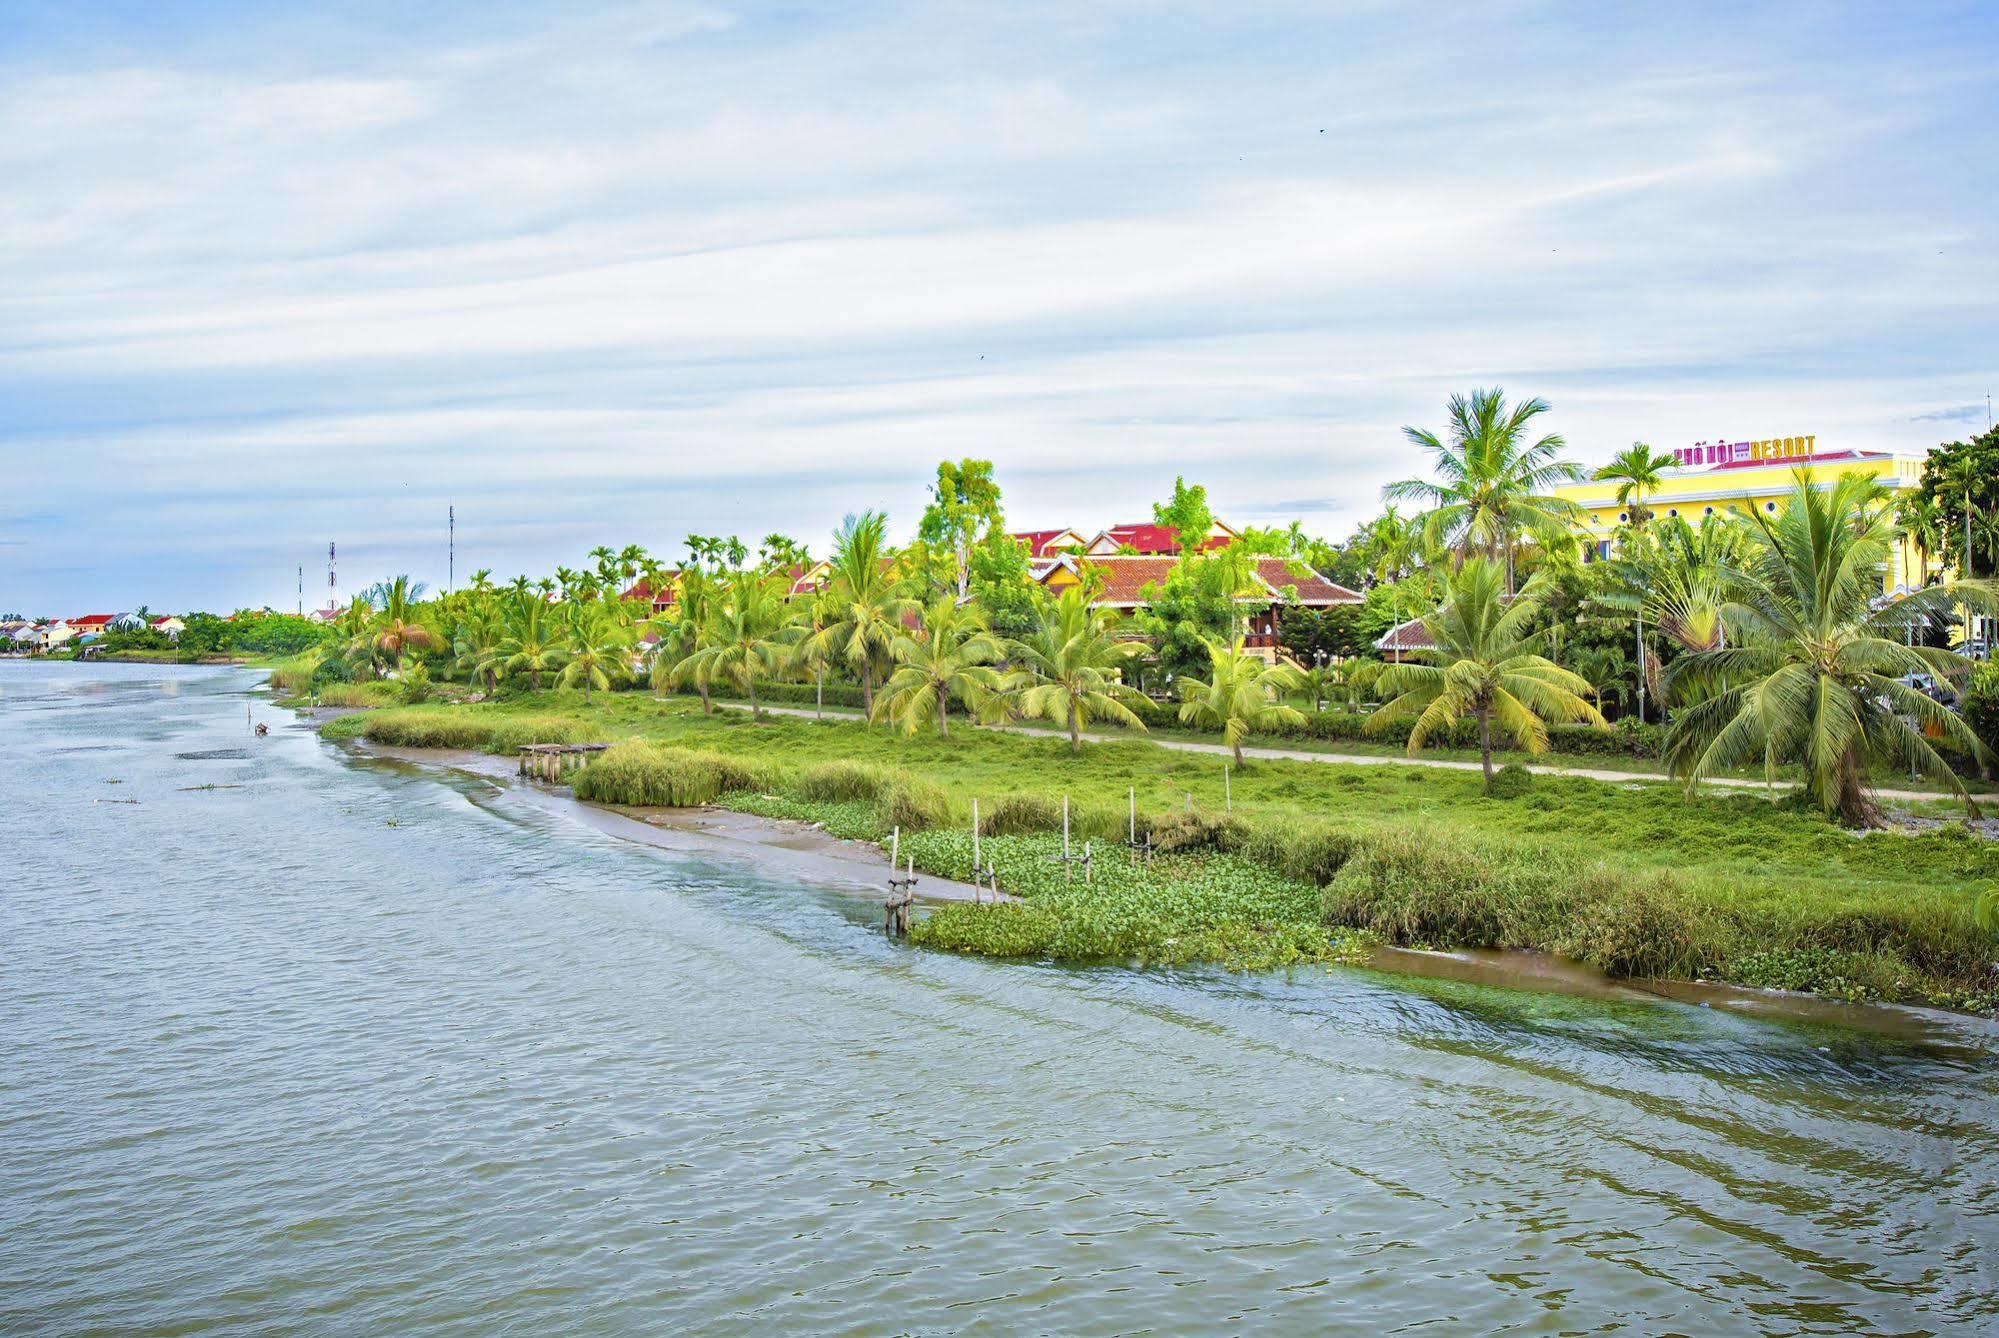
[319,692,1999,1012]
[273,405,1999,1012]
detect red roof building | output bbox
[1082,521,1237,556]
[1009,528,1089,559]
[69,614,116,630]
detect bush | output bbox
[878,776,950,831]
[574,742,783,807]
[1486,763,1534,798]
[798,760,893,802]
[977,793,1062,836]
[1964,660,1999,767]
[358,709,602,753]
[313,681,403,708]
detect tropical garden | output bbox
[274,410,1999,1010]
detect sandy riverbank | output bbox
[355,741,1004,905]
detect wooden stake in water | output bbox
[891,825,900,871]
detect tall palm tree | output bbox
[1174,639,1306,764]
[367,575,437,676]
[873,597,1004,738]
[1894,492,1945,589]
[1593,442,1678,527]
[651,567,716,710]
[801,511,912,721]
[1366,557,1605,787]
[677,570,793,722]
[1005,588,1148,752]
[1387,388,1586,592]
[788,585,841,718]
[1366,506,1423,637]
[557,599,633,703]
[1665,473,1998,825]
[498,592,563,691]
[452,596,506,694]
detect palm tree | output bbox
[1174,639,1306,764]
[1365,506,1423,636]
[788,586,841,718]
[452,597,506,694]
[1005,588,1148,751]
[651,567,716,710]
[873,597,1003,738]
[1664,473,1999,825]
[1593,442,1678,527]
[678,570,793,721]
[1894,492,1945,588]
[802,511,912,720]
[1387,388,1586,592]
[366,575,437,676]
[498,592,563,691]
[1366,557,1605,787]
[1599,515,1747,658]
[557,599,633,703]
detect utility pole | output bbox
[297,566,303,618]
[328,541,337,615]
[449,505,455,595]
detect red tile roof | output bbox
[70,614,115,628]
[621,574,680,607]
[1252,559,1362,606]
[1089,523,1233,555]
[1375,617,1434,653]
[1010,529,1085,558]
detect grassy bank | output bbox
[318,691,1999,1012]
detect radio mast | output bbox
[327,542,337,615]
[449,505,455,594]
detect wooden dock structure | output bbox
[517,743,608,782]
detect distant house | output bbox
[1034,553,1360,659]
[151,615,185,640]
[1009,528,1089,559]
[1082,520,1238,557]
[1373,617,1433,663]
[69,613,116,635]
[37,621,78,649]
[308,606,344,625]
[109,612,149,631]
[620,571,683,612]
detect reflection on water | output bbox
[2,662,1995,1334]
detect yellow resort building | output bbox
[1556,435,1937,596]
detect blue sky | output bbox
[2,0,1994,614]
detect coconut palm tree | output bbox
[1664,473,1999,824]
[1386,388,1586,592]
[365,575,437,676]
[557,599,633,703]
[498,592,563,691]
[1593,442,1678,527]
[873,597,1004,738]
[801,511,912,720]
[452,597,506,694]
[1366,557,1606,787]
[1004,588,1148,752]
[788,585,842,718]
[677,569,793,721]
[1174,639,1306,764]
[651,567,716,709]
[1365,506,1423,635]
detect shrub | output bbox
[798,760,893,803]
[313,681,403,708]
[1553,871,1728,979]
[1486,763,1534,798]
[1963,660,1999,767]
[878,776,950,831]
[574,742,783,807]
[358,709,602,753]
[977,793,1063,836]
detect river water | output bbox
[3,663,1995,1335]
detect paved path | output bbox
[709,701,1970,806]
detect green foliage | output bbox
[354,708,604,752]
[1486,762,1534,798]
[573,742,781,807]
[1964,660,1999,760]
[797,760,894,802]
[917,459,1005,597]
[1151,475,1216,555]
[1912,424,1999,577]
[179,610,335,657]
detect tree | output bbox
[1365,506,1424,639]
[651,567,715,709]
[1387,388,1586,592]
[1367,557,1606,787]
[557,599,634,703]
[679,569,793,722]
[358,575,437,676]
[498,591,563,690]
[873,597,1004,737]
[1153,475,1216,556]
[1174,639,1305,764]
[801,511,912,719]
[758,534,810,575]
[1664,473,1999,824]
[917,459,1004,600]
[1912,427,1999,580]
[1592,442,1678,527]
[966,530,1040,639]
[1005,588,1149,751]
[452,596,506,693]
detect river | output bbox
[3,662,1995,1334]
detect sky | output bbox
[1,0,1995,615]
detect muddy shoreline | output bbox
[325,728,1996,1046]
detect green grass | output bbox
[317,689,1999,1011]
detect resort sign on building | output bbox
[1673,435,1817,468]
